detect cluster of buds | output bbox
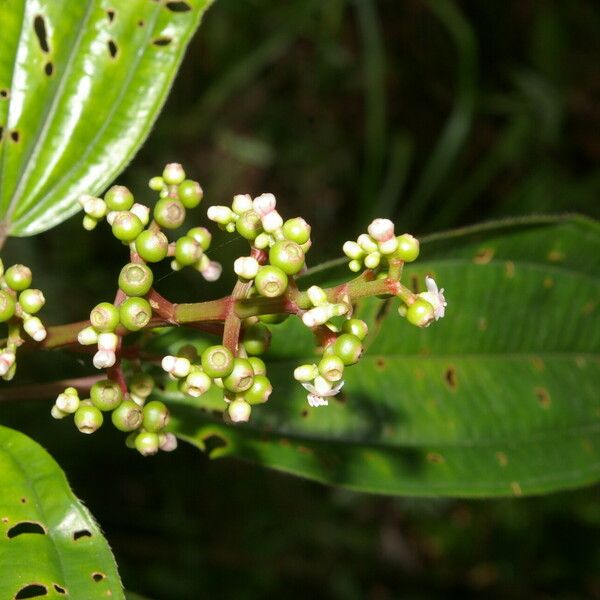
[78,164,220,281]
[294,318,369,406]
[211,193,311,298]
[78,293,153,369]
[161,344,272,423]
[343,218,420,272]
[302,285,350,329]
[0,260,46,380]
[51,376,176,456]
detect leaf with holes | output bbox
[0,425,123,599]
[164,215,600,497]
[0,0,213,238]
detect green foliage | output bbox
[0,0,213,238]
[166,216,600,496]
[0,425,123,598]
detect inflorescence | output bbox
[2,163,447,456]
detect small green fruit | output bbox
[341,318,369,341]
[332,333,363,366]
[4,264,32,291]
[248,356,266,376]
[74,405,103,434]
[178,180,203,208]
[222,358,254,393]
[282,217,311,245]
[135,431,160,456]
[105,186,134,211]
[318,354,345,382]
[112,212,144,242]
[201,345,234,379]
[111,400,143,432]
[162,163,186,185]
[235,210,262,240]
[90,302,120,332]
[406,298,435,327]
[0,291,16,322]
[119,297,152,331]
[90,379,123,411]
[175,236,202,266]
[395,234,420,262]
[18,288,45,314]
[255,265,288,298]
[142,400,170,432]
[187,227,212,250]
[269,240,305,275]
[118,263,154,297]
[135,230,169,263]
[242,323,271,355]
[154,198,186,229]
[243,375,272,404]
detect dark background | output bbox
[2,1,600,598]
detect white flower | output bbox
[419,276,447,320]
[301,380,345,407]
[130,203,150,225]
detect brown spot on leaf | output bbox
[153,36,173,46]
[543,277,554,289]
[530,357,544,372]
[410,274,419,293]
[0,89,8,98]
[473,247,494,264]
[582,300,596,315]
[92,572,106,582]
[547,250,565,262]
[477,317,488,332]
[495,452,508,467]
[166,1,192,11]
[106,9,115,22]
[44,62,53,76]
[505,261,515,278]
[511,481,523,496]
[33,15,49,53]
[444,366,457,390]
[535,387,551,408]
[73,529,92,541]
[7,522,46,538]
[53,585,66,595]
[301,409,309,418]
[297,446,313,455]
[576,357,587,369]
[279,438,290,447]
[426,452,444,464]
[15,583,48,598]
[375,357,386,370]
[107,39,118,58]
[10,130,20,142]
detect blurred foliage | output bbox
[2,0,599,597]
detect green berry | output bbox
[242,323,271,355]
[187,227,212,250]
[162,163,186,185]
[222,358,254,393]
[248,356,266,376]
[243,375,272,405]
[118,263,153,297]
[181,367,212,397]
[258,313,289,325]
[90,302,120,332]
[0,291,16,322]
[201,345,234,378]
[90,379,123,411]
[130,373,154,399]
[333,333,363,366]
[235,210,262,240]
[282,217,311,245]
[342,319,368,341]
[142,400,170,432]
[255,265,288,298]
[395,234,420,262]
[119,297,152,331]
[135,431,160,456]
[111,400,143,432]
[18,288,45,314]
[318,354,345,382]
[112,211,144,242]
[135,230,169,263]
[105,185,134,211]
[178,180,203,208]
[175,236,202,266]
[269,240,305,275]
[154,197,186,229]
[82,215,98,231]
[74,405,103,434]
[406,298,434,327]
[4,264,32,291]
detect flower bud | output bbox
[378,236,399,255]
[228,398,252,423]
[79,195,107,219]
[307,286,328,307]
[200,260,222,282]
[254,232,272,249]
[78,326,99,346]
[357,234,378,254]
[234,256,260,280]
[232,194,253,214]
[294,363,318,382]
[23,316,46,341]
[149,176,164,191]
[51,405,68,420]
[253,193,276,217]
[56,389,80,413]
[130,203,150,225]
[0,350,16,376]
[82,215,98,231]
[348,259,362,272]
[207,205,235,225]
[364,252,381,270]
[343,241,364,260]
[93,349,116,369]
[367,218,395,242]
[98,332,118,351]
[161,355,191,378]
[313,375,333,396]
[159,432,178,452]
[261,210,283,233]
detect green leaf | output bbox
[0,0,213,238]
[0,425,123,599]
[167,215,600,497]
